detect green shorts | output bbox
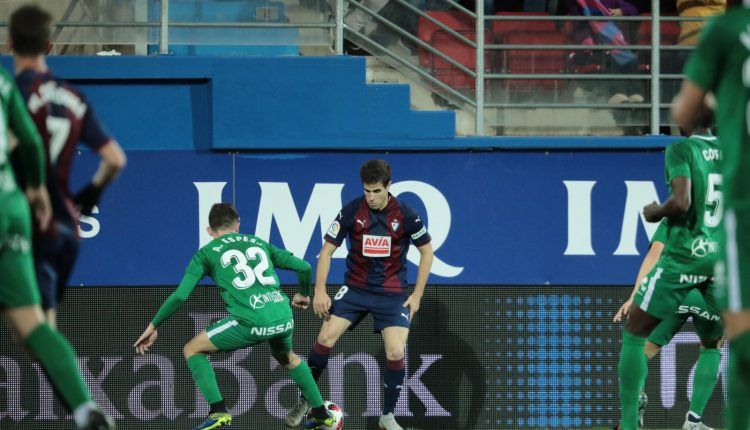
[0,192,40,309]
[634,258,720,321]
[715,208,750,312]
[648,289,724,346]
[206,316,294,355]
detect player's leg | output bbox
[34,233,60,328]
[0,204,113,430]
[716,209,750,430]
[683,306,724,430]
[373,293,411,430]
[285,314,353,427]
[270,334,333,428]
[620,264,686,430]
[287,286,361,427]
[185,318,236,429]
[48,223,80,328]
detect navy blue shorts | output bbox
[329,285,410,333]
[34,222,79,310]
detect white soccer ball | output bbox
[315,401,344,430]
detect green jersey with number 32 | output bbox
[661,135,723,275]
[151,233,312,328]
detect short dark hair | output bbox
[359,159,391,186]
[694,100,716,130]
[209,203,239,231]
[10,5,52,56]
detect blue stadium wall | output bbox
[0,56,724,430]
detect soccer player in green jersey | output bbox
[615,219,724,430]
[672,3,750,429]
[617,107,722,430]
[134,203,334,430]
[0,66,114,429]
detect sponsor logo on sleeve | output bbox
[411,226,427,241]
[327,221,340,238]
[362,235,392,257]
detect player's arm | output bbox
[403,242,434,320]
[643,176,691,222]
[313,241,338,319]
[644,142,693,222]
[8,79,51,230]
[134,255,205,355]
[75,103,126,215]
[75,140,126,215]
[268,244,313,296]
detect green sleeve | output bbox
[7,79,45,187]
[151,253,207,327]
[650,219,668,246]
[683,17,723,92]
[268,243,312,296]
[665,141,691,182]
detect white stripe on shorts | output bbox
[726,210,743,312]
[207,320,239,338]
[640,267,663,311]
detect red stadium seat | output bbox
[493,12,557,44]
[635,14,681,72]
[501,30,566,94]
[418,11,477,68]
[430,29,492,90]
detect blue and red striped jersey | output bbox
[13,69,111,231]
[325,195,431,295]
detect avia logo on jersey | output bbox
[362,235,392,258]
[676,305,721,321]
[679,274,710,284]
[691,237,720,258]
[250,321,294,336]
[249,290,285,309]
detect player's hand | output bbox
[25,186,52,232]
[134,323,158,356]
[643,201,662,222]
[292,293,311,309]
[403,293,422,321]
[613,298,633,322]
[313,291,331,320]
[74,182,104,216]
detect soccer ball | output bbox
[313,401,344,430]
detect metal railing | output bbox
[6,0,713,136]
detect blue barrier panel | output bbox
[68,150,672,286]
[0,56,458,150]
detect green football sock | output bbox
[289,361,324,408]
[728,331,750,430]
[187,354,223,405]
[689,348,720,416]
[25,323,91,410]
[619,331,647,430]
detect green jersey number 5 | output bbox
[221,247,276,289]
[704,173,723,228]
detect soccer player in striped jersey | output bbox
[285,159,434,430]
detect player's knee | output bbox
[182,342,197,359]
[700,338,722,349]
[624,307,660,337]
[644,341,661,359]
[317,330,338,348]
[281,352,301,369]
[385,345,405,361]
